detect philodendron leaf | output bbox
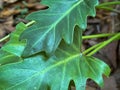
[0,55,110,90]
[0,28,110,90]
[0,23,27,65]
[20,0,99,57]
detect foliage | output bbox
[0,0,114,90]
[0,23,27,65]
[20,0,99,57]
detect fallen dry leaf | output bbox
[3,0,17,3]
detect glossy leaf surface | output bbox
[20,0,99,57]
[0,28,110,90]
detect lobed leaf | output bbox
[0,55,110,90]
[0,28,110,90]
[20,0,99,57]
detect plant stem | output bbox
[82,42,102,55]
[97,7,120,14]
[87,33,120,56]
[0,35,10,43]
[26,21,35,27]
[96,1,120,8]
[0,21,35,43]
[82,33,115,39]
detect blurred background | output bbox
[0,0,120,90]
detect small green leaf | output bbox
[0,50,22,65]
[2,22,27,56]
[0,23,27,65]
[0,28,110,90]
[20,0,99,57]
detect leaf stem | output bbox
[87,33,120,56]
[82,33,115,39]
[82,42,102,55]
[25,21,36,27]
[97,6,120,14]
[0,35,10,43]
[96,1,120,8]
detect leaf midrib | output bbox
[31,0,83,49]
[8,53,81,89]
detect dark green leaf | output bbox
[0,55,110,90]
[0,28,110,90]
[20,0,99,57]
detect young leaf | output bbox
[0,50,22,65]
[20,0,99,57]
[2,22,27,56]
[0,23,27,65]
[0,28,110,90]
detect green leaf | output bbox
[20,0,99,57]
[0,23,27,65]
[0,55,110,90]
[0,50,22,65]
[0,28,110,90]
[2,22,27,56]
